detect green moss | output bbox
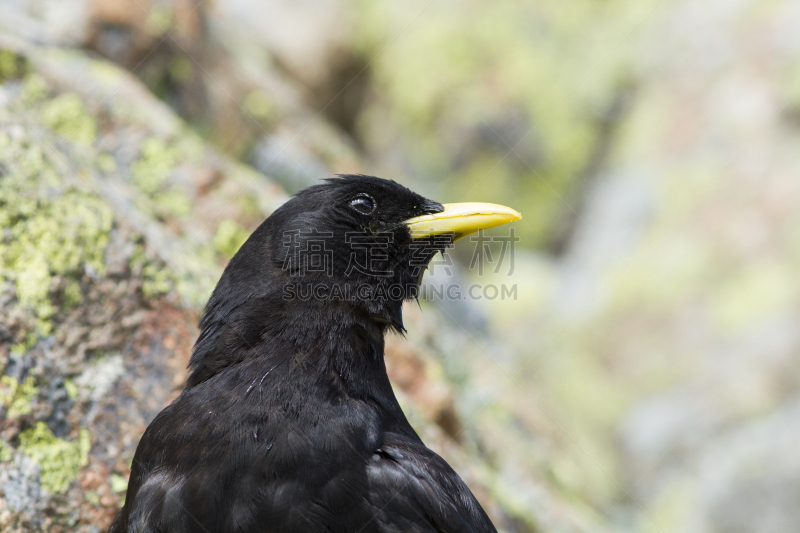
[129,244,176,299]
[110,474,129,493]
[40,92,97,145]
[62,279,83,307]
[0,440,13,462]
[131,138,178,194]
[176,128,205,164]
[84,490,100,505]
[97,153,118,173]
[21,73,49,105]
[64,379,78,400]
[145,4,174,36]
[168,55,193,83]
[243,90,278,122]
[213,219,249,259]
[0,376,39,418]
[131,137,193,218]
[0,49,28,82]
[155,189,192,217]
[0,128,113,340]
[141,262,173,298]
[1,192,113,329]
[18,422,90,494]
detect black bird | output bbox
[110,175,521,533]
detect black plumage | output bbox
[109,175,497,533]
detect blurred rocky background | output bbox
[2,0,800,531]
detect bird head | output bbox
[269,175,444,308]
[191,175,519,384]
[261,175,520,326]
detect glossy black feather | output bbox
[109,175,497,533]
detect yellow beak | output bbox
[404,202,522,241]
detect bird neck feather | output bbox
[187,290,401,391]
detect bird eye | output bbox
[349,194,376,215]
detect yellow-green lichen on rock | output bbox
[20,72,49,106]
[128,243,174,299]
[0,48,27,81]
[17,422,90,494]
[0,440,13,462]
[145,3,175,37]
[0,127,113,336]
[39,92,97,146]
[243,90,279,123]
[0,375,39,418]
[131,137,179,194]
[131,137,192,217]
